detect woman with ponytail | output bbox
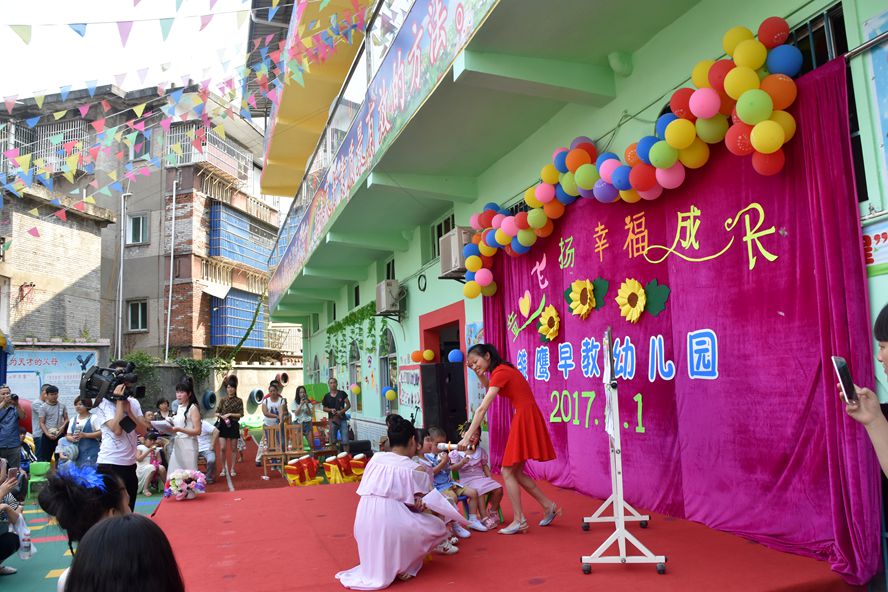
[167,379,201,473]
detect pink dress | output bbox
[450,447,501,496]
[335,452,448,590]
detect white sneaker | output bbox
[230,469,237,477]
[434,540,459,555]
[467,518,488,532]
[452,523,472,538]
[449,536,460,545]
[219,468,228,478]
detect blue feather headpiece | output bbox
[57,463,107,492]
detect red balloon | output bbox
[718,92,736,117]
[534,219,555,238]
[669,88,696,120]
[478,210,495,228]
[725,123,754,156]
[480,255,494,268]
[758,17,790,49]
[707,60,735,95]
[515,211,530,230]
[752,149,785,175]
[629,163,657,192]
[574,142,598,162]
[504,245,519,258]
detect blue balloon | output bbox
[555,184,577,205]
[485,231,500,248]
[554,151,569,173]
[636,135,660,165]
[595,152,619,169]
[612,165,633,191]
[465,271,476,281]
[483,201,500,212]
[766,44,803,78]
[447,350,464,363]
[593,180,620,204]
[462,243,480,258]
[655,113,678,139]
[511,238,531,254]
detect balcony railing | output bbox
[0,122,37,177]
[267,326,302,354]
[167,123,253,187]
[33,120,90,174]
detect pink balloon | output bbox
[655,162,686,189]
[500,216,518,237]
[491,213,505,229]
[638,185,663,200]
[689,88,720,119]
[535,183,556,204]
[598,159,621,184]
[552,147,568,161]
[469,213,481,230]
[474,268,493,287]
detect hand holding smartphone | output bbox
[832,356,859,404]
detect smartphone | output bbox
[832,356,858,404]
[7,468,18,480]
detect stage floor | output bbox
[153,481,858,592]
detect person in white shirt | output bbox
[93,383,148,512]
[197,420,219,483]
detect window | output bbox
[431,212,455,259]
[385,258,396,281]
[331,302,337,321]
[348,341,362,412]
[312,355,320,386]
[126,214,149,245]
[127,300,148,332]
[129,131,151,161]
[379,328,398,414]
[353,284,360,308]
[327,351,336,379]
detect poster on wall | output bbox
[864,10,888,193]
[464,322,486,416]
[863,218,888,276]
[397,367,421,410]
[7,350,97,409]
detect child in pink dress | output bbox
[451,429,504,529]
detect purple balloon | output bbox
[570,136,595,150]
[578,186,597,199]
[593,180,619,203]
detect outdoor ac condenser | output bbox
[376,280,400,314]
[439,226,473,279]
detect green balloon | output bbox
[517,228,537,247]
[560,172,580,196]
[574,163,600,190]
[695,116,728,144]
[527,208,547,229]
[649,141,678,169]
[736,89,773,125]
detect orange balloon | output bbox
[534,219,555,238]
[624,143,640,166]
[542,200,565,219]
[565,148,592,173]
[718,91,736,117]
[410,351,423,363]
[759,74,797,111]
[471,233,482,245]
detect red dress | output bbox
[489,364,556,467]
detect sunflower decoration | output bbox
[615,279,647,324]
[567,279,595,319]
[538,304,561,342]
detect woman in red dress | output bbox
[458,343,561,534]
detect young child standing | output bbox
[422,427,488,533]
[450,428,503,529]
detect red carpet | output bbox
[153,480,858,592]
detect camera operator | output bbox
[93,382,149,512]
[0,386,23,472]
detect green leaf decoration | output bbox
[563,288,572,305]
[591,277,609,310]
[644,279,671,317]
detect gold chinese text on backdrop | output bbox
[644,202,778,270]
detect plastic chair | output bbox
[27,461,51,500]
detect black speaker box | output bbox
[420,362,468,443]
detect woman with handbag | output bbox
[65,397,101,467]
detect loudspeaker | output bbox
[420,363,468,443]
[347,439,373,457]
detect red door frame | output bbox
[418,301,467,418]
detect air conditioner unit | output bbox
[376,280,400,314]
[439,226,473,279]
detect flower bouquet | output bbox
[163,470,207,501]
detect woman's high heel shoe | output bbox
[498,520,528,535]
[539,504,563,527]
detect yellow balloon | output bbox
[540,164,560,185]
[722,25,754,56]
[678,137,710,169]
[664,119,696,150]
[750,120,785,154]
[770,110,796,142]
[480,281,497,297]
[478,242,497,257]
[385,389,397,401]
[465,255,482,272]
[494,229,511,246]
[524,187,541,208]
[733,39,767,70]
[691,59,714,88]
[422,349,435,362]
[695,116,729,144]
[463,281,481,299]
[619,189,641,204]
[723,66,760,100]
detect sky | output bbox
[0,0,259,101]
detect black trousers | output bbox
[0,532,19,564]
[97,463,138,512]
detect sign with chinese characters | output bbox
[7,349,97,410]
[397,367,421,409]
[862,218,888,277]
[269,0,501,309]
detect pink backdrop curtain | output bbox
[483,59,880,584]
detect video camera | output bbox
[79,360,146,404]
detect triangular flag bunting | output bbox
[86,81,97,97]
[176,0,184,10]
[49,133,64,146]
[9,25,31,44]
[132,103,147,118]
[2,240,11,252]
[3,96,15,115]
[117,21,134,47]
[108,170,118,181]
[28,208,39,216]
[210,0,219,8]
[78,103,91,117]
[73,201,85,212]
[268,6,280,20]
[101,100,111,113]
[14,154,31,171]
[3,148,19,159]
[114,72,127,87]
[200,14,213,30]
[27,227,40,238]
[236,10,248,27]
[159,18,174,40]
[52,110,67,120]
[59,85,71,101]
[91,118,106,133]
[50,198,62,207]
[34,95,45,109]
[138,68,149,83]
[54,209,67,221]
[84,196,96,204]
[170,143,183,155]
[160,117,173,131]
[25,116,40,128]
[213,124,225,139]
[69,23,87,37]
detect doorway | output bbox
[418,302,468,441]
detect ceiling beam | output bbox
[287,288,339,301]
[325,231,409,253]
[303,265,367,282]
[275,303,325,315]
[453,50,616,106]
[367,172,477,203]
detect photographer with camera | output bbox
[0,385,24,473]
